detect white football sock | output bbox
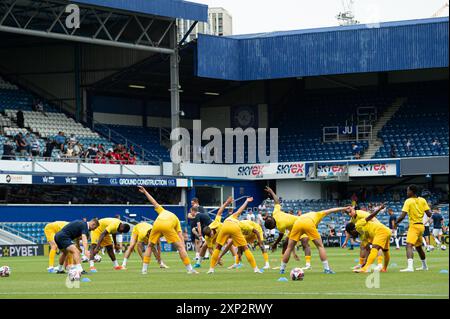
[142,263,148,272]
[122,258,128,267]
[322,260,330,270]
[280,262,287,271]
[89,260,95,268]
[113,260,119,267]
[407,258,414,269]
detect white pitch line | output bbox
[0,291,447,297]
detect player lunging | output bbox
[89,218,131,272]
[138,186,197,275]
[208,197,263,274]
[121,222,168,269]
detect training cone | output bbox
[81,278,91,282]
[439,269,448,274]
[277,277,288,282]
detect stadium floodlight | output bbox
[204,92,220,96]
[129,84,146,89]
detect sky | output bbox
[193,0,449,35]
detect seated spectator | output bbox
[30,136,40,157]
[68,134,77,146]
[14,132,27,157]
[98,143,105,154]
[36,101,44,112]
[65,144,74,158]
[432,138,442,151]
[94,152,107,164]
[2,138,15,160]
[406,139,413,155]
[73,142,83,157]
[390,144,398,158]
[55,132,66,151]
[85,144,98,159]
[129,145,136,156]
[43,138,56,158]
[127,153,136,165]
[24,133,32,154]
[351,143,361,159]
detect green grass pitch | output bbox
[0,247,448,299]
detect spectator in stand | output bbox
[65,144,74,158]
[406,138,413,155]
[256,210,264,227]
[432,138,441,152]
[73,142,83,157]
[86,144,97,160]
[68,134,77,146]
[246,210,256,222]
[24,133,32,154]
[16,109,24,128]
[297,210,302,216]
[30,135,40,157]
[390,144,398,158]
[328,224,336,237]
[129,145,136,156]
[43,138,56,159]
[127,153,136,165]
[55,132,66,151]
[351,143,361,159]
[393,191,401,201]
[98,143,105,154]
[2,138,15,160]
[14,132,27,156]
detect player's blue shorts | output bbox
[423,226,430,237]
[54,233,74,250]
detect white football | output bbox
[94,254,102,262]
[441,245,447,251]
[0,265,11,277]
[290,267,304,281]
[68,269,81,281]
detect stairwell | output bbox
[361,97,407,159]
[0,228,36,245]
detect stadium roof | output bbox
[197,17,449,81]
[71,0,208,22]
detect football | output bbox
[0,265,11,277]
[94,254,102,263]
[290,268,304,281]
[441,245,447,251]
[68,269,81,282]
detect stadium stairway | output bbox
[0,227,36,244]
[362,97,406,159]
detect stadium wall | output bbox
[0,205,185,222]
[197,18,449,81]
[276,180,322,200]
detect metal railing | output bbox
[90,118,163,165]
[323,125,372,142]
[0,223,38,243]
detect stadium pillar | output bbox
[170,23,181,176]
[74,44,82,122]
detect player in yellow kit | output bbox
[395,184,432,272]
[44,221,68,272]
[263,187,314,270]
[264,187,349,274]
[89,217,130,272]
[208,197,263,274]
[194,196,238,268]
[121,222,168,269]
[138,186,197,275]
[345,203,391,273]
[239,219,270,269]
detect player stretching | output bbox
[121,222,168,269]
[263,187,313,270]
[208,197,263,274]
[54,219,99,275]
[194,197,237,268]
[138,186,197,275]
[89,218,131,272]
[395,185,432,272]
[346,204,391,273]
[44,221,68,272]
